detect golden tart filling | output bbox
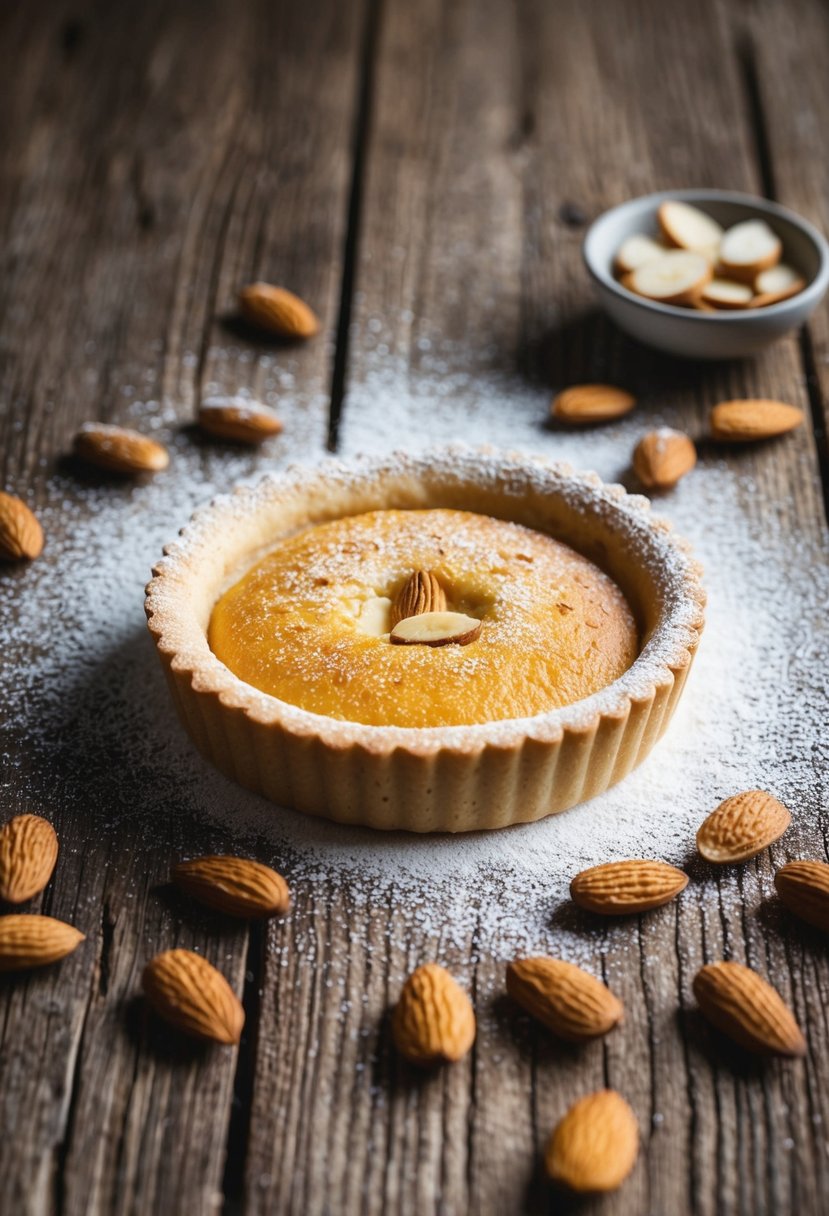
[208,507,637,728]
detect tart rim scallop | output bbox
[144,446,705,831]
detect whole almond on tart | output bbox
[74,423,170,474]
[633,428,697,489]
[392,963,475,1066]
[390,569,447,628]
[710,399,804,442]
[142,948,244,1044]
[775,860,829,933]
[0,914,84,972]
[506,957,623,1042]
[172,856,290,918]
[0,814,59,903]
[197,398,284,445]
[239,282,320,339]
[693,960,805,1057]
[696,790,790,864]
[552,384,635,423]
[545,1089,639,1193]
[570,860,688,915]
[0,492,44,561]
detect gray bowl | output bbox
[583,189,829,359]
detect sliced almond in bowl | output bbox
[630,251,711,305]
[658,201,723,254]
[752,263,806,307]
[701,278,754,309]
[719,219,782,282]
[390,610,481,647]
[614,234,665,274]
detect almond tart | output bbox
[145,447,705,832]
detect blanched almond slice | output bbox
[614,234,665,274]
[390,611,481,647]
[658,201,723,253]
[752,263,806,307]
[630,251,711,305]
[700,278,754,309]
[719,219,781,281]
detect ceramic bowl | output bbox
[583,189,829,359]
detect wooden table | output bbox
[2,2,829,1213]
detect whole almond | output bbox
[545,1089,639,1193]
[0,492,44,561]
[775,860,829,933]
[0,914,84,972]
[74,423,169,474]
[392,963,475,1066]
[552,384,635,424]
[693,960,805,1056]
[570,860,688,915]
[390,570,447,628]
[142,948,244,1044]
[172,856,290,918]
[239,282,320,339]
[506,957,623,1041]
[197,398,284,445]
[633,428,697,489]
[0,815,59,903]
[710,399,804,442]
[696,790,790,864]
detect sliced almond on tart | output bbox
[700,278,754,309]
[630,251,711,305]
[614,234,665,274]
[658,201,723,255]
[752,263,806,307]
[390,611,481,647]
[719,219,782,282]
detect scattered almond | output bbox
[239,282,320,339]
[774,860,829,933]
[719,219,782,282]
[390,610,481,647]
[570,860,688,915]
[658,201,723,255]
[74,423,169,474]
[710,399,804,442]
[198,398,284,445]
[696,790,790,864]
[172,856,290,918]
[551,384,636,423]
[0,815,59,903]
[0,914,84,972]
[506,957,623,1042]
[390,570,447,628]
[633,428,696,489]
[629,251,711,305]
[391,963,475,1066]
[693,960,805,1057]
[142,948,244,1044]
[545,1089,639,1193]
[0,492,44,561]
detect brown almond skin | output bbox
[74,424,170,474]
[239,282,320,339]
[693,961,805,1057]
[545,1089,639,1193]
[142,949,244,1044]
[0,492,44,561]
[775,860,829,933]
[0,915,84,972]
[552,384,635,424]
[633,429,697,489]
[172,856,290,918]
[390,570,447,628]
[570,860,688,915]
[697,790,790,864]
[0,814,59,903]
[392,963,475,1066]
[710,399,804,442]
[506,957,623,1042]
[197,401,284,445]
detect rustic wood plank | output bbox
[0,1,363,1213]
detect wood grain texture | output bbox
[1,1,828,1214]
